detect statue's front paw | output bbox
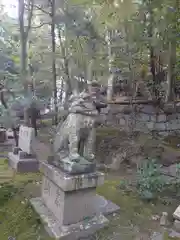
[69,153,81,163]
[86,154,95,161]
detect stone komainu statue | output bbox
[50,90,107,174]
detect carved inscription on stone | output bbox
[43,178,51,196]
[74,177,83,189]
[18,125,35,154]
[54,189,61,208]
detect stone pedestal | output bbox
[0,129,7,143]
[8,147,39,173]
[31,162,119,239]
[0,128,13,148]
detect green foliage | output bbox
[136,159,165,200]
[0,183,18,207]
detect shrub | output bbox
[0,183,18,207]
[136,159,165,200]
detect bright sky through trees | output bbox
[2,0,18,18]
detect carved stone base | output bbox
[8,152,39,173]
[30,162,119,239]
[0,129,7,143]
[30,197,108,240]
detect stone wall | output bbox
[100,103,180,135]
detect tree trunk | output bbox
[51,0,58,125]
[166,0,178,102]
[30,107,38,136]
[166,41,176,102]
[12,127,18,146]
[147,4,156,97]
[106,30,114,101]
[57,25,71,109]
[18,0,34,126]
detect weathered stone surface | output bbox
[31,162,119,239]
[155,123,166,131]
[166,114,178,121]
[135,121,149,133]
[53,89,107,174]
[93,195,120,215]
[30,197,109,240]
[160,212,168,226]
[168,229,180,239]
[102,103,180,134]
[173,205,180,221]
[6,129,14,139]
[138,113,150,122]
[167,120,180,131]
[141,105,157,114]
[119,117,126,126]
[173,220,180,232]
[40,162,104,191]
[53,155,96,174]
[157,114,167,123]
[0,129,7,142]
[146,121,154,130]
[150,232,164,240]
[8,152,39,173]
[42,176,99,225]
[13,147,21,154]
[18,125,35,154]
[41,176,119,225]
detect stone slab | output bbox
[173,205,180,221]
[18,125,35,154]
[30,197,109,240]
[168,229,180,239]
[94,195,120,215]
[8,152,39,173]
[6,129,14,138]
[173,220,180,232]
[40,162,104,191]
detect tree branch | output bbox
[33,4,52,17]
[31,22,50,29]
[18,0,25,38]
[25,0,34,39]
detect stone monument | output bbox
[8,125,39,173]
[0,128,14,147]
[31,85,119,239]
[0,128,7,143]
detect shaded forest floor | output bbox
[0,124,179,239]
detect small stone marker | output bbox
[160,212,168,226]
[0,128,6,143]
[8,125,39,173]
[0,128,13,146]
[18,125,35,154]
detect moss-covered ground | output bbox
[0,126,179,239]
[0,158,177,240]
